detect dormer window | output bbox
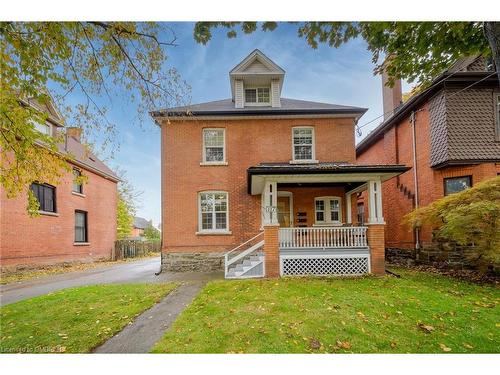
[30,119,51,136]
[245,88,270,104]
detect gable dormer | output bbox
[229,49,285,109]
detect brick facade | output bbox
[160,117,357,257]
[0,163,117,270]
[357,88,500,254]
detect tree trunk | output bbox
[484,22,500,82]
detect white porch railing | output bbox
[279,226,368,249]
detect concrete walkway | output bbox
[93,281,205,353]
[1,257,223,305]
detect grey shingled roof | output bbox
[152,98,367,117]
[133,216,151,230]
[57,136,119,181]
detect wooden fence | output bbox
[113,240,161,260]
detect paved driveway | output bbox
[0,257,223,306]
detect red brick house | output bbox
[152,50,409,278]
[356,56,500,264]
[0,99,119,270]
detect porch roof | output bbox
[247,162,410,194]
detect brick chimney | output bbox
[66,127,83,142]
[381,66,402,121]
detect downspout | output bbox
[410,111,420,250]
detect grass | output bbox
[0,253,160,285]
[0,283,177,353]
[152,269,499,353]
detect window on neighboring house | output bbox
[495,94,500,141]
[357,203,365,225]
[245,87,270,104]
[30,182,56,213]
[315,197,341,224]
[292,127,315,161]
[75,210,88,243]
[198,192,228,232]
[444,176,472,196]
[203,128,225,163]
[72,168,83,194]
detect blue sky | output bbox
[65,22,410,226]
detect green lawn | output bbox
[152,269,499,353]
[0,283,177,353]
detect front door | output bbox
[277,196,292,227]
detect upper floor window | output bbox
[245,87,270,104]
[495,94,500,141]
[31,119,51,136]
[444,176,472,196]
[72,168,83,194]
[75,210,88,243]
[202,128,225,163]
[30,182,56,213]
[198,191,229,232]
[292,127,315,161]
[315,197,341,225]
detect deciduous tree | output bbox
[1,22,189,211]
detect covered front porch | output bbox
[225,163,408,279]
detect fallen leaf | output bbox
[390,341,397,348]
[439,343,452,352]
[417,323,435,333]
[309,338,321,350]
[463,343,474,349]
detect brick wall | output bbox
[160,117,357,256]
[0,164,117,269]
[357,93,500,251]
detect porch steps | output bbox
[226,251,264,279]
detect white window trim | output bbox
[201,128,226,164]
[197,191,230,234]
[291,126,318,164]
[313,196,342,226]
[244,87,270,106]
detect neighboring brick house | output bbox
[151,50,409,278]
[129,216,152,239]
[0,98,119,270]
[356,56,500,264]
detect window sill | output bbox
[74,242,90,246]
[38,211,59,217]
[195,230,232,236]
[72,191,86,198]
[200,161,228,166]
[290,160,319,164]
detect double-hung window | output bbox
[444,176,472,196]
[245,87,270,104]
[292,127,315,162]
[72,168,83,194]
[75,210,88,243]
[198,192,229,232]
[314,197,341,225]
[203,128,225,163]
[30,182,56,213]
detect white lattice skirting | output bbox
[280,255,370,276]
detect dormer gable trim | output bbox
[229,49,285,75]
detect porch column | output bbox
[262,180,278,225]
[367,179,385,275]
[367,179,384,224]
[345,192,352,224]
[263,224,280,278]
[367,224,385,275]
